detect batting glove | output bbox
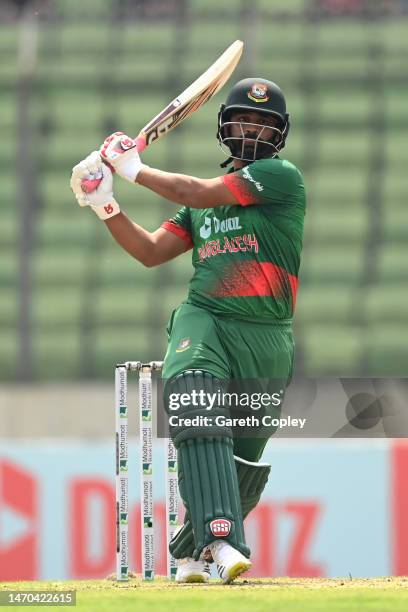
[100,132,145,184]
[70,151,121,220]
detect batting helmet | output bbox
[217,78,290,165]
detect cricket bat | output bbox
[82,40,244,193]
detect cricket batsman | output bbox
[70,78,306,583]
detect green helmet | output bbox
[217,78,290,165]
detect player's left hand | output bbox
[100,132,144,184]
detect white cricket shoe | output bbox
[209,541,252,584]
[175,557,211,583]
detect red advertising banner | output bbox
[0,461,39,580]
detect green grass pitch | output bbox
[1,577,408,611]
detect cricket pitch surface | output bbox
[1,577,408,611]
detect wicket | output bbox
[115,361,179,581]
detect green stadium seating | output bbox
[32,249,90,287]
[0,174,16,202]
[318,132,371,167]
[0,330,19,381]
[314,52,371,81]
[258,0,308,13]
[301,246,365,285]
[383,171,407,206]
[0,252,18,288]
[54,0,113,17]
[118,25,174,52]
[0,288,18,327]
[364,327,408,376]
[0,92,17,130]
[93,326,166,378]
[383,206,408,241]
[35,215,96,247]
[301,326,364,376]
[385,130,408,166]
[377,246,407,284]
[0,217,18,249]
[32,329,82,380]
[159,287,189,317]
[303,208,369,245]
[385,89,407,123]
[41,136,104,171]
[32,287,84,330]
[316,22,372,46]
[98,248,146,280]
[310,171,367,203]
[0,24,18,52]
[2,7,407,381]
[165,255,194,285]
[382,21,408,48]
[363,287,408,324]
[296,287,356,324]
[93,288,148,325]
[50,93,107,129]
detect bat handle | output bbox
[80,136,147,194]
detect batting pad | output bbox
[177,436,250,560]
[235,455,271,517]
[170,455,271,559]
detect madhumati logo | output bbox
[199,215,242,240]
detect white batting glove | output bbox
[70,151,121,220]
[100,132,145,184]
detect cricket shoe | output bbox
[175,557,211,583]
[209,541,252,584]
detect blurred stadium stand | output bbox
[0,0,407,382]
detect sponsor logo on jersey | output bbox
[210,518,231,537]
[199,217,212,239]
[247,82,269,103]
[242,166,264,192]
[176,337,191,353]
[199,215,242,239]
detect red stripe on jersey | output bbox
[222,174,260,206]
[211,261,298,305]
[161,220,193,250]
[288,273,298,308]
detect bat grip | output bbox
[80,136,146,194]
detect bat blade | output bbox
[140,39,243,147]
[81,40,243,193]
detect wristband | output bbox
[133,163,149,183]
[91,199,121,220]
[118,162,149,185]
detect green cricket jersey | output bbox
[161,157,306,321]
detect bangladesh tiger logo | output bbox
[176,337,191,353]
[247,83,269,103]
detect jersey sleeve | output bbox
[161,206,193,250]
[222,158,305,207]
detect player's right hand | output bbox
[70,151,121,220]
[100,132,145,184]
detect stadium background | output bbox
[1,0,407,581]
